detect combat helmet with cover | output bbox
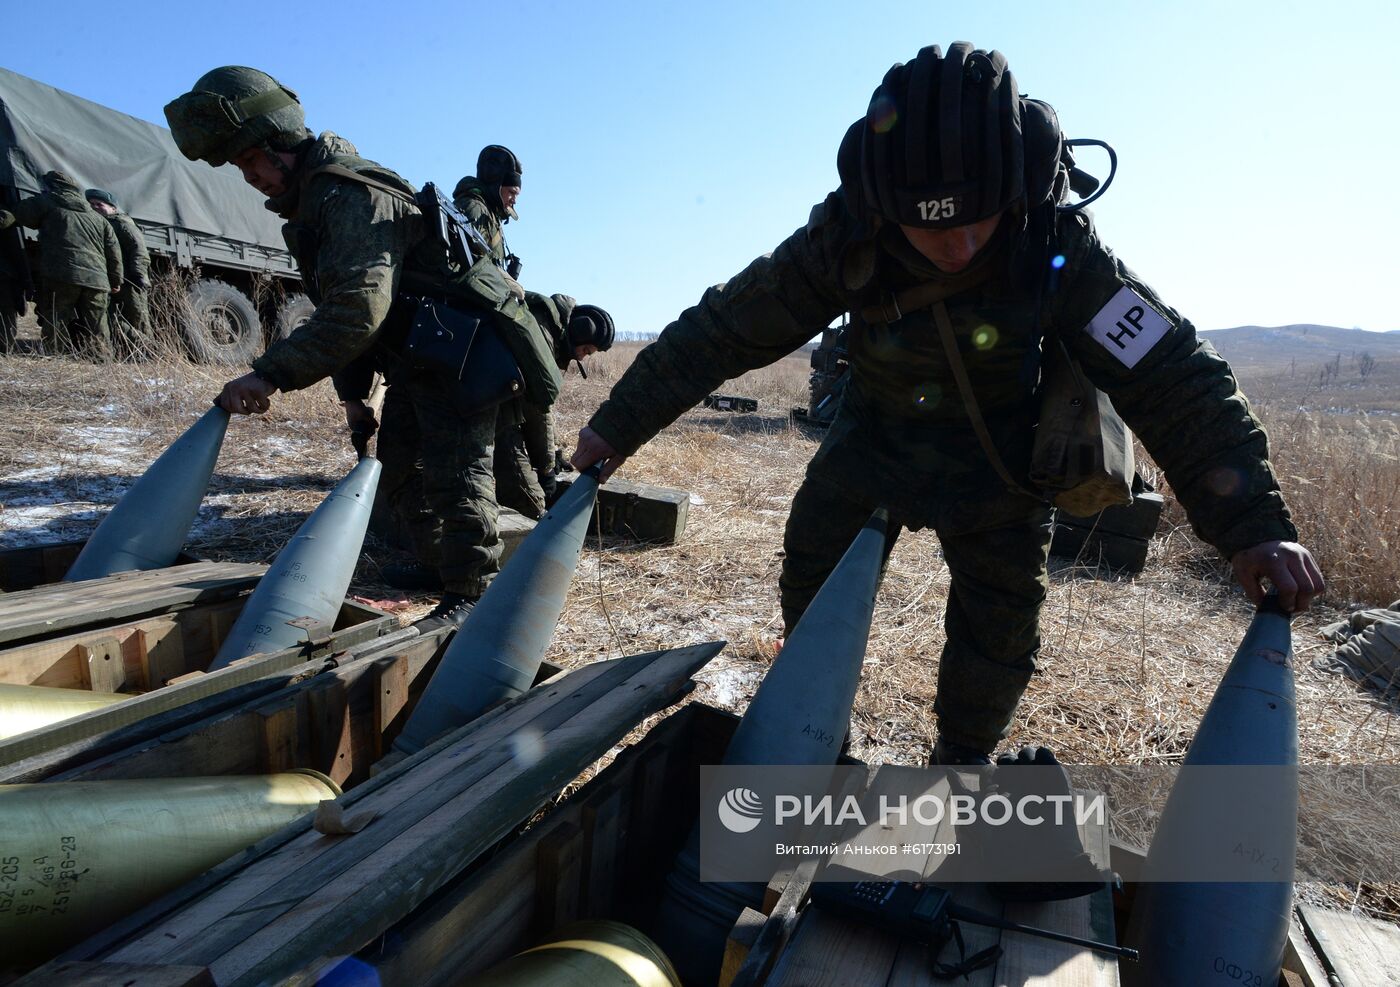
[164,67,311,167]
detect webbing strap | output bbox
[235,87,296,121]
[858,279,960,326]
[931,301,1036,498]
[305,164,417,206]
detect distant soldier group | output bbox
[0,172,150,356]
[165,66,614,628]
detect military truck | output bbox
[0,67,310,362]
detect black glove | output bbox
[538,470,560,506]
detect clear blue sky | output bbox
[6,0,1397,334]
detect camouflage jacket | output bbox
[452,180,510,265]
[105,211,150,290]
[519,291,578,470]
[251,133,559,406]
[0,177,120,291]
[588,190,1296,559]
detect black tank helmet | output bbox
[477,145,522,189]
[567,304,615,352]
[836,43,1067,230]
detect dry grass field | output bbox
[2,325,1398,920]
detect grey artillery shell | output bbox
[1124,600,1296,986]
[723,509,887,767]
[393,470,600,755]
[208,457,381,669]
[648,510,888,987]
[64,407,229,582]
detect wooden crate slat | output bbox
[0,562,266,646]
[1300,903,1400,986]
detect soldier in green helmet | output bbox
[165,66,561,629]
[85,188,152,356]
[0,170,120,355]
[571,43,1325,764]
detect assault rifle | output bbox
[415,181,498,273]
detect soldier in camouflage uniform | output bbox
[0,171,120,354]
[573,43,1324,763]
[165,67,561,629]
[85,188,153,356]
[453,145,522,275]
[496,294,616,517]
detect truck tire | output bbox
[275,293,315,340]
[183,279,262,364]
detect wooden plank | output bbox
[81,637,127,693]
[0,561,265,646]
[579,783,627,919]
[533,821,585,937]
[73,643,719,986]
[0,542,200,593]
[1284,909,1331,987]
[555,475,690,544]
[766,907,901,987]
[733,858,820,987]
[720,907,768,987]
[1300,903,1400,986]
[373,653,411,757]
[256,698,302,775]
[29,960,214,986]
[994,788,1118,987]
[367,827,540,986]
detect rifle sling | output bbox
[931,301,1037,499]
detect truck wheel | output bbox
[183,279,262,364]
[275,293,315,340]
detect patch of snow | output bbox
[689,493,706,505]
[697,660,764,710]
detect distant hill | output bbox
[1202,325,1400,370]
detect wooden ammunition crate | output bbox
[1051,491,1165,573]
[555,475,691,544]
[0,564,395,766]
[17,643,714,984]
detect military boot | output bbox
[930,737,994,766]
[415,592,476,633]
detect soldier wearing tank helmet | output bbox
[164,67,562,630]
[497,293,617,517]
[454,145,523,277]
[571,43,1325,765]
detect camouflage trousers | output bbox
[780,466,1053,755]
[37,282,109,355]
[376,375,502,597]
[494,406,547,520]
[110,285,152,356]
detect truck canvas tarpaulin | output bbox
[0,66,285,251]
